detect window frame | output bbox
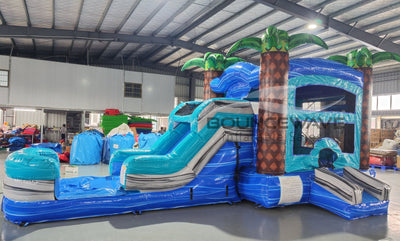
[0,69,9,87]
[124,82,142,98]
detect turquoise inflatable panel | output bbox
[5,148,60,180]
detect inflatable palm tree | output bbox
[181,52,244,100]
[228,26,328,175]
[329,48,400,170]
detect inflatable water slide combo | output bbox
[2,58,390,225]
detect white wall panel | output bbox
[46,112,66,128]
[9,57,124,110]
[1,55,179,115]
[0,55,10,105]
[0,88,8,104]
[141,73,175,114]
[15,110,43,126]
[0,55,10,69]
[123,98,142,113]
[123,71,142,113]
[124,70,142,84]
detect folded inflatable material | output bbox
[5,148,60,180]
[8,137,26,151]
[3,176,55,201]
[106,123,133,137]
[102,133,136,164]
[70,130,103,165]
[30,143,62,154]
[138,133,161,149]
[343,166,390,201]
[314,168,363,205]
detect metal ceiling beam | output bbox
[164,51,193,66]
[0,9,17,53]
[0,9,6,25]
[86,0,114,52]
[291,39,354,58]
[345,1,400,24]
[22,0,36,56]
[208,9,276,47]
[191,2,258,42]
[152,48,180,63]
[111,1,167,60]
[103,0,142,59]
[69,0,85,56]
[253,0,400,54]
[311,44,365,59]
[166,0,328,67]
[174,0,235,39]
[140,0,234,61]
[291,23,400,58]
[328,0,374,18]
[151,0,194,37]
[134,1,165,35]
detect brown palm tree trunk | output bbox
[256,51,289,175]
[204,70,224,100]
[358,67,373,170]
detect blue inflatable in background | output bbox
[138,133,161,149]
[102,133,136,164]
[8,137,26,152]
[70,130,104,165]
[30,143,62,154]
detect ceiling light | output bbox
[14,108,37,112]
[308,23,317,30]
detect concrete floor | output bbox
[0,150,399,241]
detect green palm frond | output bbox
[264,26,280,51]
[181,58,205,71]
[227,37,262,56]
[224,57,245,69]
[327,55,348,65]
[355,47,372,67]
[203,52,212,61]
[288,33,328,50]
[372,52,400,64]
[205,54,219,70]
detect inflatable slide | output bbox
[2,98,255,225]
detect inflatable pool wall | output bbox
[3,148,60,202]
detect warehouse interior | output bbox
[1,0,400,240]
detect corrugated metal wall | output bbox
[46,112,67,128]
[14,110,43,126]
[373,70,400,95]
[195,78,204,100]
[175,76,190,103]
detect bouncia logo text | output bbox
[207,116,346,129]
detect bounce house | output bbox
[1,25,392,224]
[1,57,390,225]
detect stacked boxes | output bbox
[370,129,395,148]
